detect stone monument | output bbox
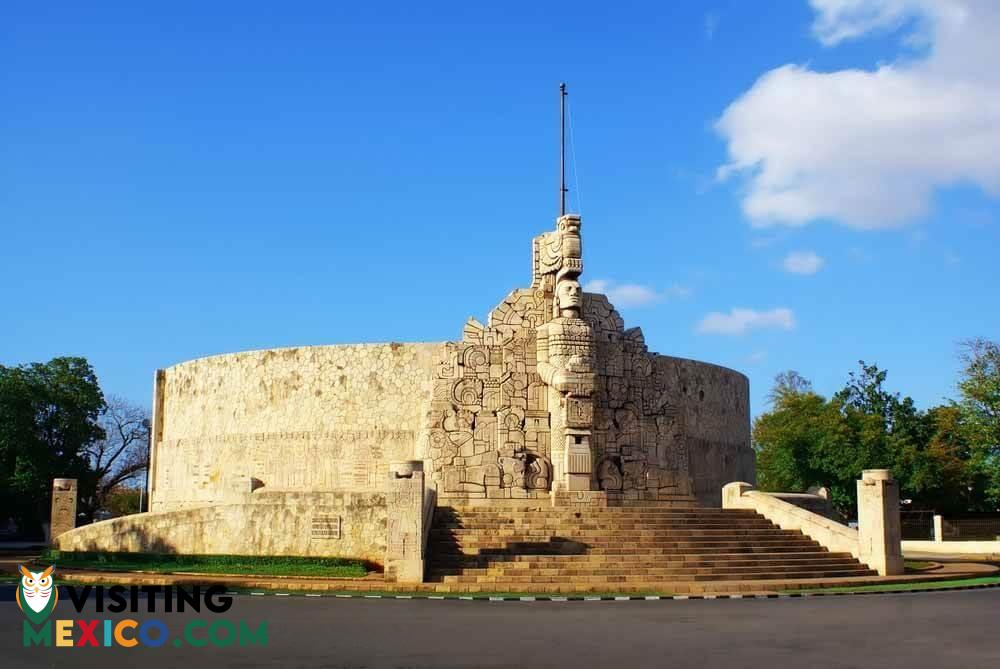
[52,208,756,566]
[385,460,426,582]
[535,216,595,491]
[857,469,905,576]
[49,478,77,542]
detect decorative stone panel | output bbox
[50,478,77,542]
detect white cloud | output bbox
[715,0,1000,229]
[810,0,927,45]
[583,279,691,308]
[746,350,768,364]
[782,250,825,274]
[696,308,796,336]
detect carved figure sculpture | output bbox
[596,455,624,491]
[522,452,552,490]
[427,210,699,503]
[535,214,596,491]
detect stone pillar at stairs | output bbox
[386,461,425,583]
[50,478,78,543]
[857,469,904,576]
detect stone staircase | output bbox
[425,505,876,589]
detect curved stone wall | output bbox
[55,491,387,563]
[149,343,446,511]
[148,344,752,511]
[651,355,754,506]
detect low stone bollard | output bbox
[50,478,78,543]
[385,460,425,583]
[857,469,904,576]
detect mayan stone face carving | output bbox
[428,213,695,501]
[535,216,595,492]
[49,478,78,541]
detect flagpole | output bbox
[560,82,568,217]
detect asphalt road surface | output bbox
[2,587,999,668]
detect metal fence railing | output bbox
[941,515,1000,541]
[900,510,935,540]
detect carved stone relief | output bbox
[427,214,696,502]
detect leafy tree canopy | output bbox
[0,357,105,535]
[754,356,996,517]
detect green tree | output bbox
[956,338,1000,509]
[0,357,105,536]
[767,370,813,405]
[754,362,983,517]
[754,390,840,494]
[895,405,975,513]
[102,484,142,517]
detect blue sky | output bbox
[2,1,998,416]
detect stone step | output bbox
[434,513,772,520]
[435,516,759,521]
[428,540,826,556]
[433,520,780,530]
[431,521,780,535]
[435,517,767,525]
[429,553,862,567]
[425,505,873,587]
[427,569,878,584]
[429,536,817,549]
[436,512,713,516]
[428,552,856,568]
[428,563,867,578]
[440,503,714,509]
[431,527,802,537]
[434,510,760,520]
[427,562,871,579]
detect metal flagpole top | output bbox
[560,82,568,217]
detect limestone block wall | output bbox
[149,343,446,511]
[653,356,755,506]
[54,491,387,564]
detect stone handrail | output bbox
[723,482,861,560]
[764,491,837,520]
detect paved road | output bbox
[3,587,999,668]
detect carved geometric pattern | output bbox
[427,217,695,501]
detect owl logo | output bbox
[16,565,58,625]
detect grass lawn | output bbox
[40,550,369,578]
[786,575,1000,595]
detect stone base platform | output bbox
[424,504,878,589]
[43,500,998,597]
